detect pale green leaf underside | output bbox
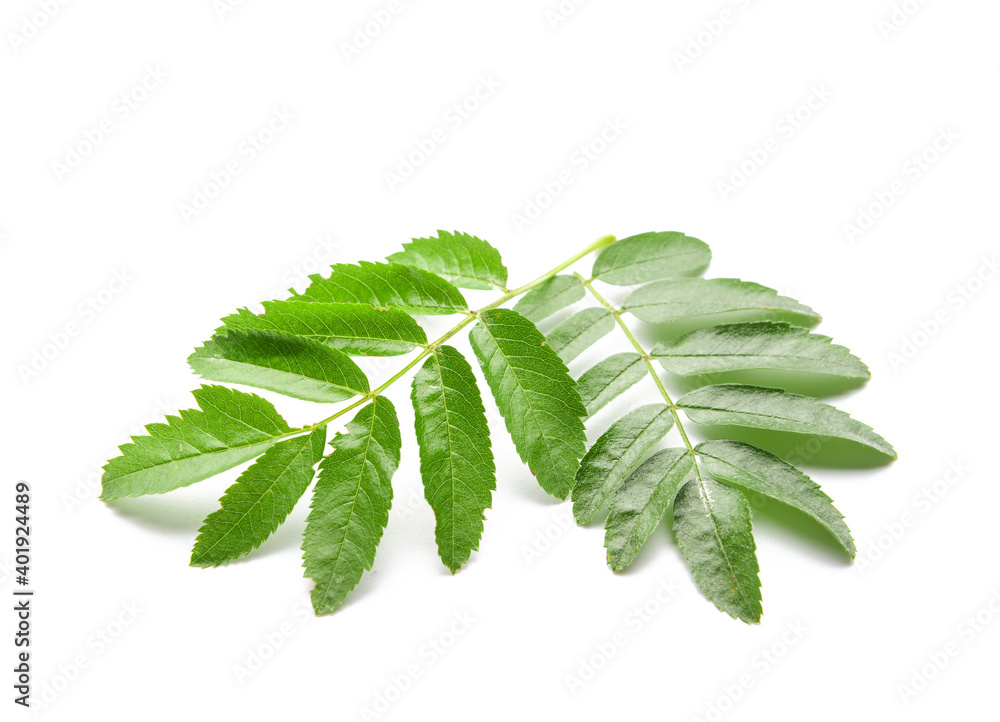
[512,275,585,322]
[546,307,614,363]
[191,426,327,567]
[592,231,711,285]
[573,404,674,524]
[575,353,648,417]
[673,477,762,624]
[303,397,401,615]
[469,309,587,499]
[678,384,896,458]
[188,329,370,403]
[388,231,508,290]
[101,385,294,500]
[623,278,821,327]
[219,300,427,356]
[654,322,870,379]
[697,440,855,556]
[292,261,468,315]
[411,345,496,573]
[605,448,693,571]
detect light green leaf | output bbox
[604,448,693,570]
[673,476,762,624]
[303,397,401,615]
[512,275,585,322]
[411,345,496,573]
[188,329,370,403]
[219,300,427,356]
[623,278,821,327]
[469,309,587,499]
[191,426,327,567]
[697,440,855,556]
[677,384,896,457]
[101,385,295,500]
[573,404,675,524]
[575,353,648,417]
[388,231,508,290]
[291,261,468,315]
[592,231,711,285]
[545,307,614,362]
[654,322,870,379]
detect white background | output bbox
[2,1,998,720]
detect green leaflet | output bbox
[573,404,675,524]
[291,261,468,315]
[388,231,508,290]
[303,397,401,615]
[469,309,588,499]
[512,275,585,322]
[697,440,855,556]
[592,231,711,285]
[545,308,614,362]
[411,346,496,573]
[654,322,870,379]
[575,353,648,417]
[677,384,896,457]
[191,426,327,567]
[188,329,370,403]
[673,476,763,624]
[219,300,427,356]
[101,385,294,500]
[604,448,693,571]
[623,278,821,327]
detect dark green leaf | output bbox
[191,426,326,567]
[303,397,401,615]
[411,346,496,573]
[469,309,587,498]
[188,329,370,403]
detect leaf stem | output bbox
[296,234,618,434]
[574,273,701,470]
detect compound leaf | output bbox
[546,307,614,363]
[573,404,675,524]
[677,384,896,458]
[654,322,870,379]
[592,231,711,285]
[673,476,762,624]
[623,278,821,328]
[388,231,508,290]
[303,397,401,615]
[469,309,587,499]
[575,353,648,417]
[101,385,294,500]
[697,440,855,556]
[191,426,327,567]
[219,300,426,356]
[292,261,468,315]
[188,329,370,403]
[512,275,585,322]
[411,345,496,573]
[604,448,693,570]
